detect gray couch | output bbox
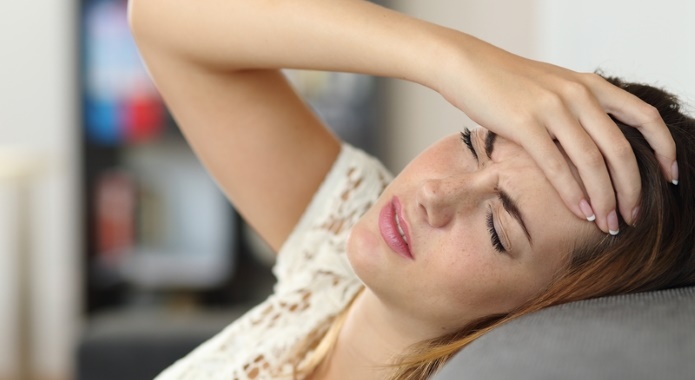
[435,286,695,380]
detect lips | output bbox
[379,196,413,260]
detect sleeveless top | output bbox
[155,144,393,379]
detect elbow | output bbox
[127,0,140,40]
[129,0,156,54]
[127,0,193,62]
[127,0,162,50]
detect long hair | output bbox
[389,76,695,379]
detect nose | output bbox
[416,171,496,228]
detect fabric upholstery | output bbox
[435,286,695,380]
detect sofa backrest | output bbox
[434,286,695,380]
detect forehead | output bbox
[480,132,599,259]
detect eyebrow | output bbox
[484,130,533,245]
[499,190,533,245]
[485,131,496,159]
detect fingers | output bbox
[588,74,678,185]
[553,104,640,233]
[524,80,643,233]
[515,126,592,223]
[579,107,641,230]
[544,105,628,234]
[538,74,661,233]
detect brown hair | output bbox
[389,76,695,379]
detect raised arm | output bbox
[127,0,444,251]
[128,0,675,242]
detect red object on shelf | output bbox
[123,93,165,143]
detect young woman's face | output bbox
[347,128,600,333]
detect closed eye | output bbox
[460,129,478,160]
[487,207,506,253]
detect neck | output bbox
[312,289,443,380]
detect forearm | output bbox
[128,0,469,90]
[129,0,477,250]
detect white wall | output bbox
[0,184,21,378]
[0,0,80,379]
[383,0,695,172]
[536,0,695,102]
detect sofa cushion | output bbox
[434,286,695,380]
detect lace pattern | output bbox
[155,144,393,379]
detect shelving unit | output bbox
[80,0,240,314]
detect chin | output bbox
[346,217,383,285]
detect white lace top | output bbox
[155,144,393,379]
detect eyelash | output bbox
[487,210,506,253]
[460,129,478,160]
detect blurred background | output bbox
[0,0,693,379]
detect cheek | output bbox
[422,236,499,307]
[429,245,542,317]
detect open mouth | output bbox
[378,196,413,260]
[395,212,408,245]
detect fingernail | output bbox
[579,199,596,222]
[607,209,619,236]
[671,161,679,185]
[631,206,640,226]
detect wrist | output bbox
[404,26,479,96]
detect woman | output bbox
[127,0,691,379]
